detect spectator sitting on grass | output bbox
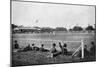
[39,44,44,52]
[59,42,68,55]
[50,43,57,53]
[90,41,96,57]
[31,43,35,50]
[31,43,39,51]
[77,45,90,59]
[14,40,19,49]
[84,45,90,58]
[49,43,57,57]
[78,43,95,59]
[39,44,49,52]
[49,43,62,57]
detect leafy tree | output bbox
[72,26,83,31]
[40,27,54,33]
[85,25,94,31]
[11,24,18,29]
[55,27,67,31]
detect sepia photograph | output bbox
[11,0,96,67]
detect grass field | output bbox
[12,51,95,66]
[12,32,95,66]
[12,32,95,51]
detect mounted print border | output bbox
[10,0,96,67]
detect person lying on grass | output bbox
[39,44,49,52]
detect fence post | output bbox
[81,40,84,59]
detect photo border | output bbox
[10,0,96,67]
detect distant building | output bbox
[13,27,41,33]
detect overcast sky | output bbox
[12,1,95,29]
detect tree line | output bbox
[12,24,95,33]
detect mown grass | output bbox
[12,51,95,66]
[12,33,95,50]
[12,33,95,66]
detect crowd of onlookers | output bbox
[77,41,96,59]
[13,40,96,58]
